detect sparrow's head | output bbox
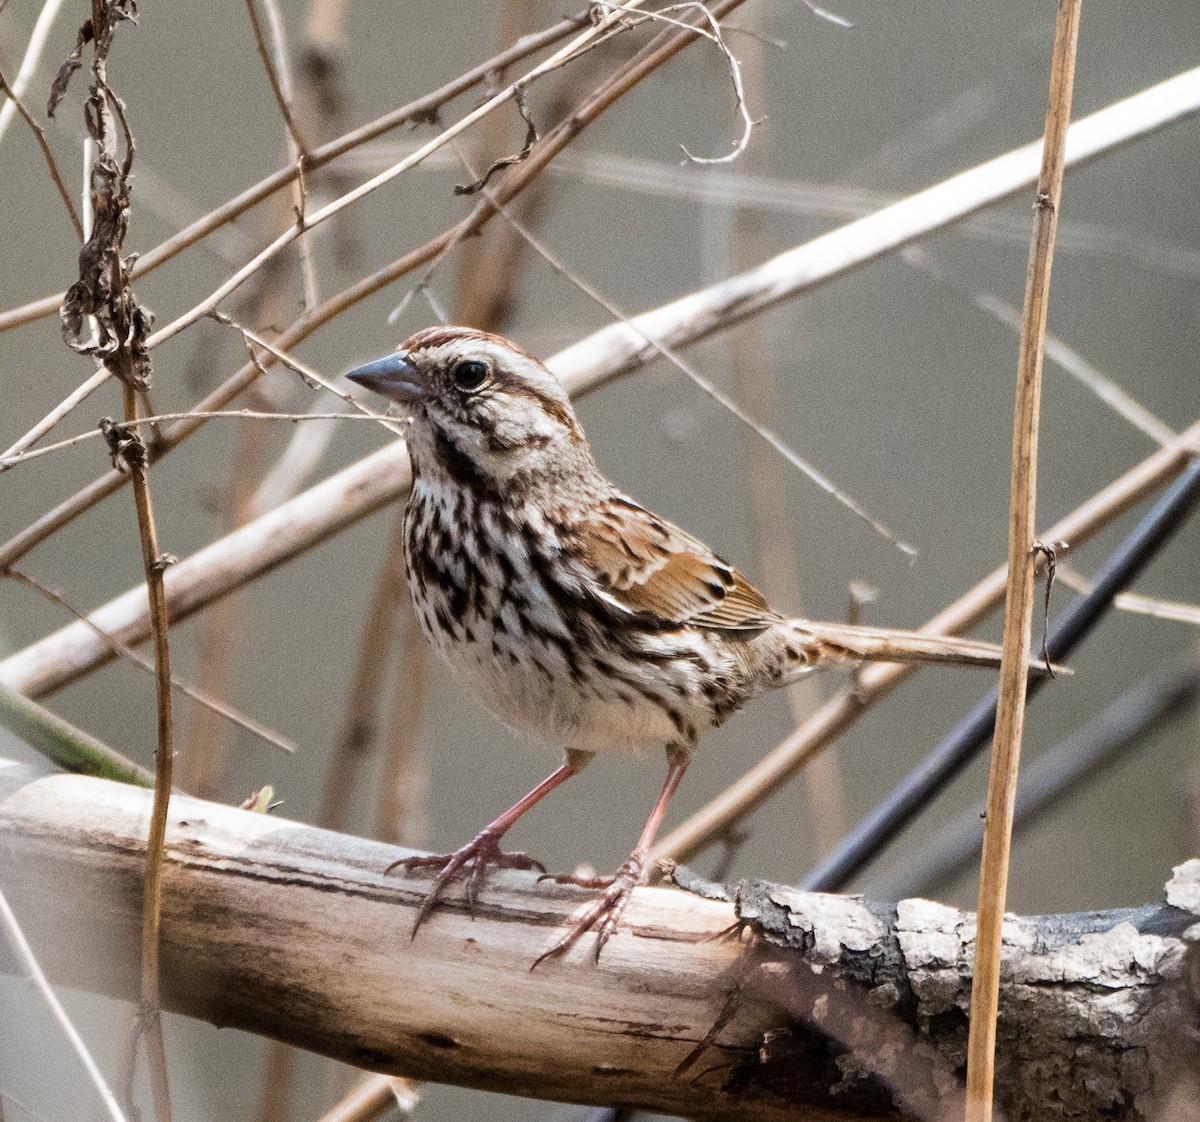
[347,326,592,489]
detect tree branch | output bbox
[1,763,1196,1121]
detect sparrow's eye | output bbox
[452,359,489,391]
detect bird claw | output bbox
[386,831,546,932]
[531,851,646,969]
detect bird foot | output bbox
[386,830,546,932]
[532,850,647,968]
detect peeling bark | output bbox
[683,871,1200,1120]
[1,761,1197,1120]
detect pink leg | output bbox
[534,748,690,967]
[389,751,590,933]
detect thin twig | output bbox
[714,15,844,858]
[6,566,296,756]
[1056,564,1200,626]
[0,64,84,239]
[258,0,320,308]
[313,1075,418,1122]
[244,0,311,159]
[902,246,1176,448]
[0,368,112,463]
[797,0,853,28]
[0,885,129,1122]
[120,383,176,1122]
[974,288,1176,446]
[453,86,540,197]
[63,4,173,1112]
[348,142,1200,281]
[0,0,68,150]
[0,45,1187,348]
[208,313,408,433]
[591,0,756,164]
[0,13,587,334]
[966,4,1083,1117]
[0,410,401,470]
[184,0,317,801]
[246,392,345,515]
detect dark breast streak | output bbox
[402,483,747,749]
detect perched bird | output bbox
[348,326,1022,964]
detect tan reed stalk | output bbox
[964,2,1084,1118]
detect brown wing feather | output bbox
[575,496,777,632]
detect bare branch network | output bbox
[2,68,1199,699]
[1,763,1198,1122]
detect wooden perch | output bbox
[1,759,1197,1120]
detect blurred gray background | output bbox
[1,0,1198,1118]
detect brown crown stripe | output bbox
[401,325,539,364]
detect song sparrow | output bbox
[347,326,1018,964]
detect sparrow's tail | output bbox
[780,618,1067,678]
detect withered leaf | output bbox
[47,21,93,119]
[61,152,154,388]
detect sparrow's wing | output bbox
[571,495,777,632]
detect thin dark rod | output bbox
[864,658,1200,900]
[803,453,1200,893]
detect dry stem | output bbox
[0,64,84,239]
[713,16,841,856]
[318,510,410,832]
[7,566,294,756]
[0,0,68,151]
[966,4,1083,1118]
[315,1076,417,1122]
[252,1044,297,1122]
[450,0,554,329]
[244,0,312,160]
[0,885,127,1122]
[120,384,176,1122]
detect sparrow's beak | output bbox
[345,351,429,404]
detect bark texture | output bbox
[1,760,1197,1120]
